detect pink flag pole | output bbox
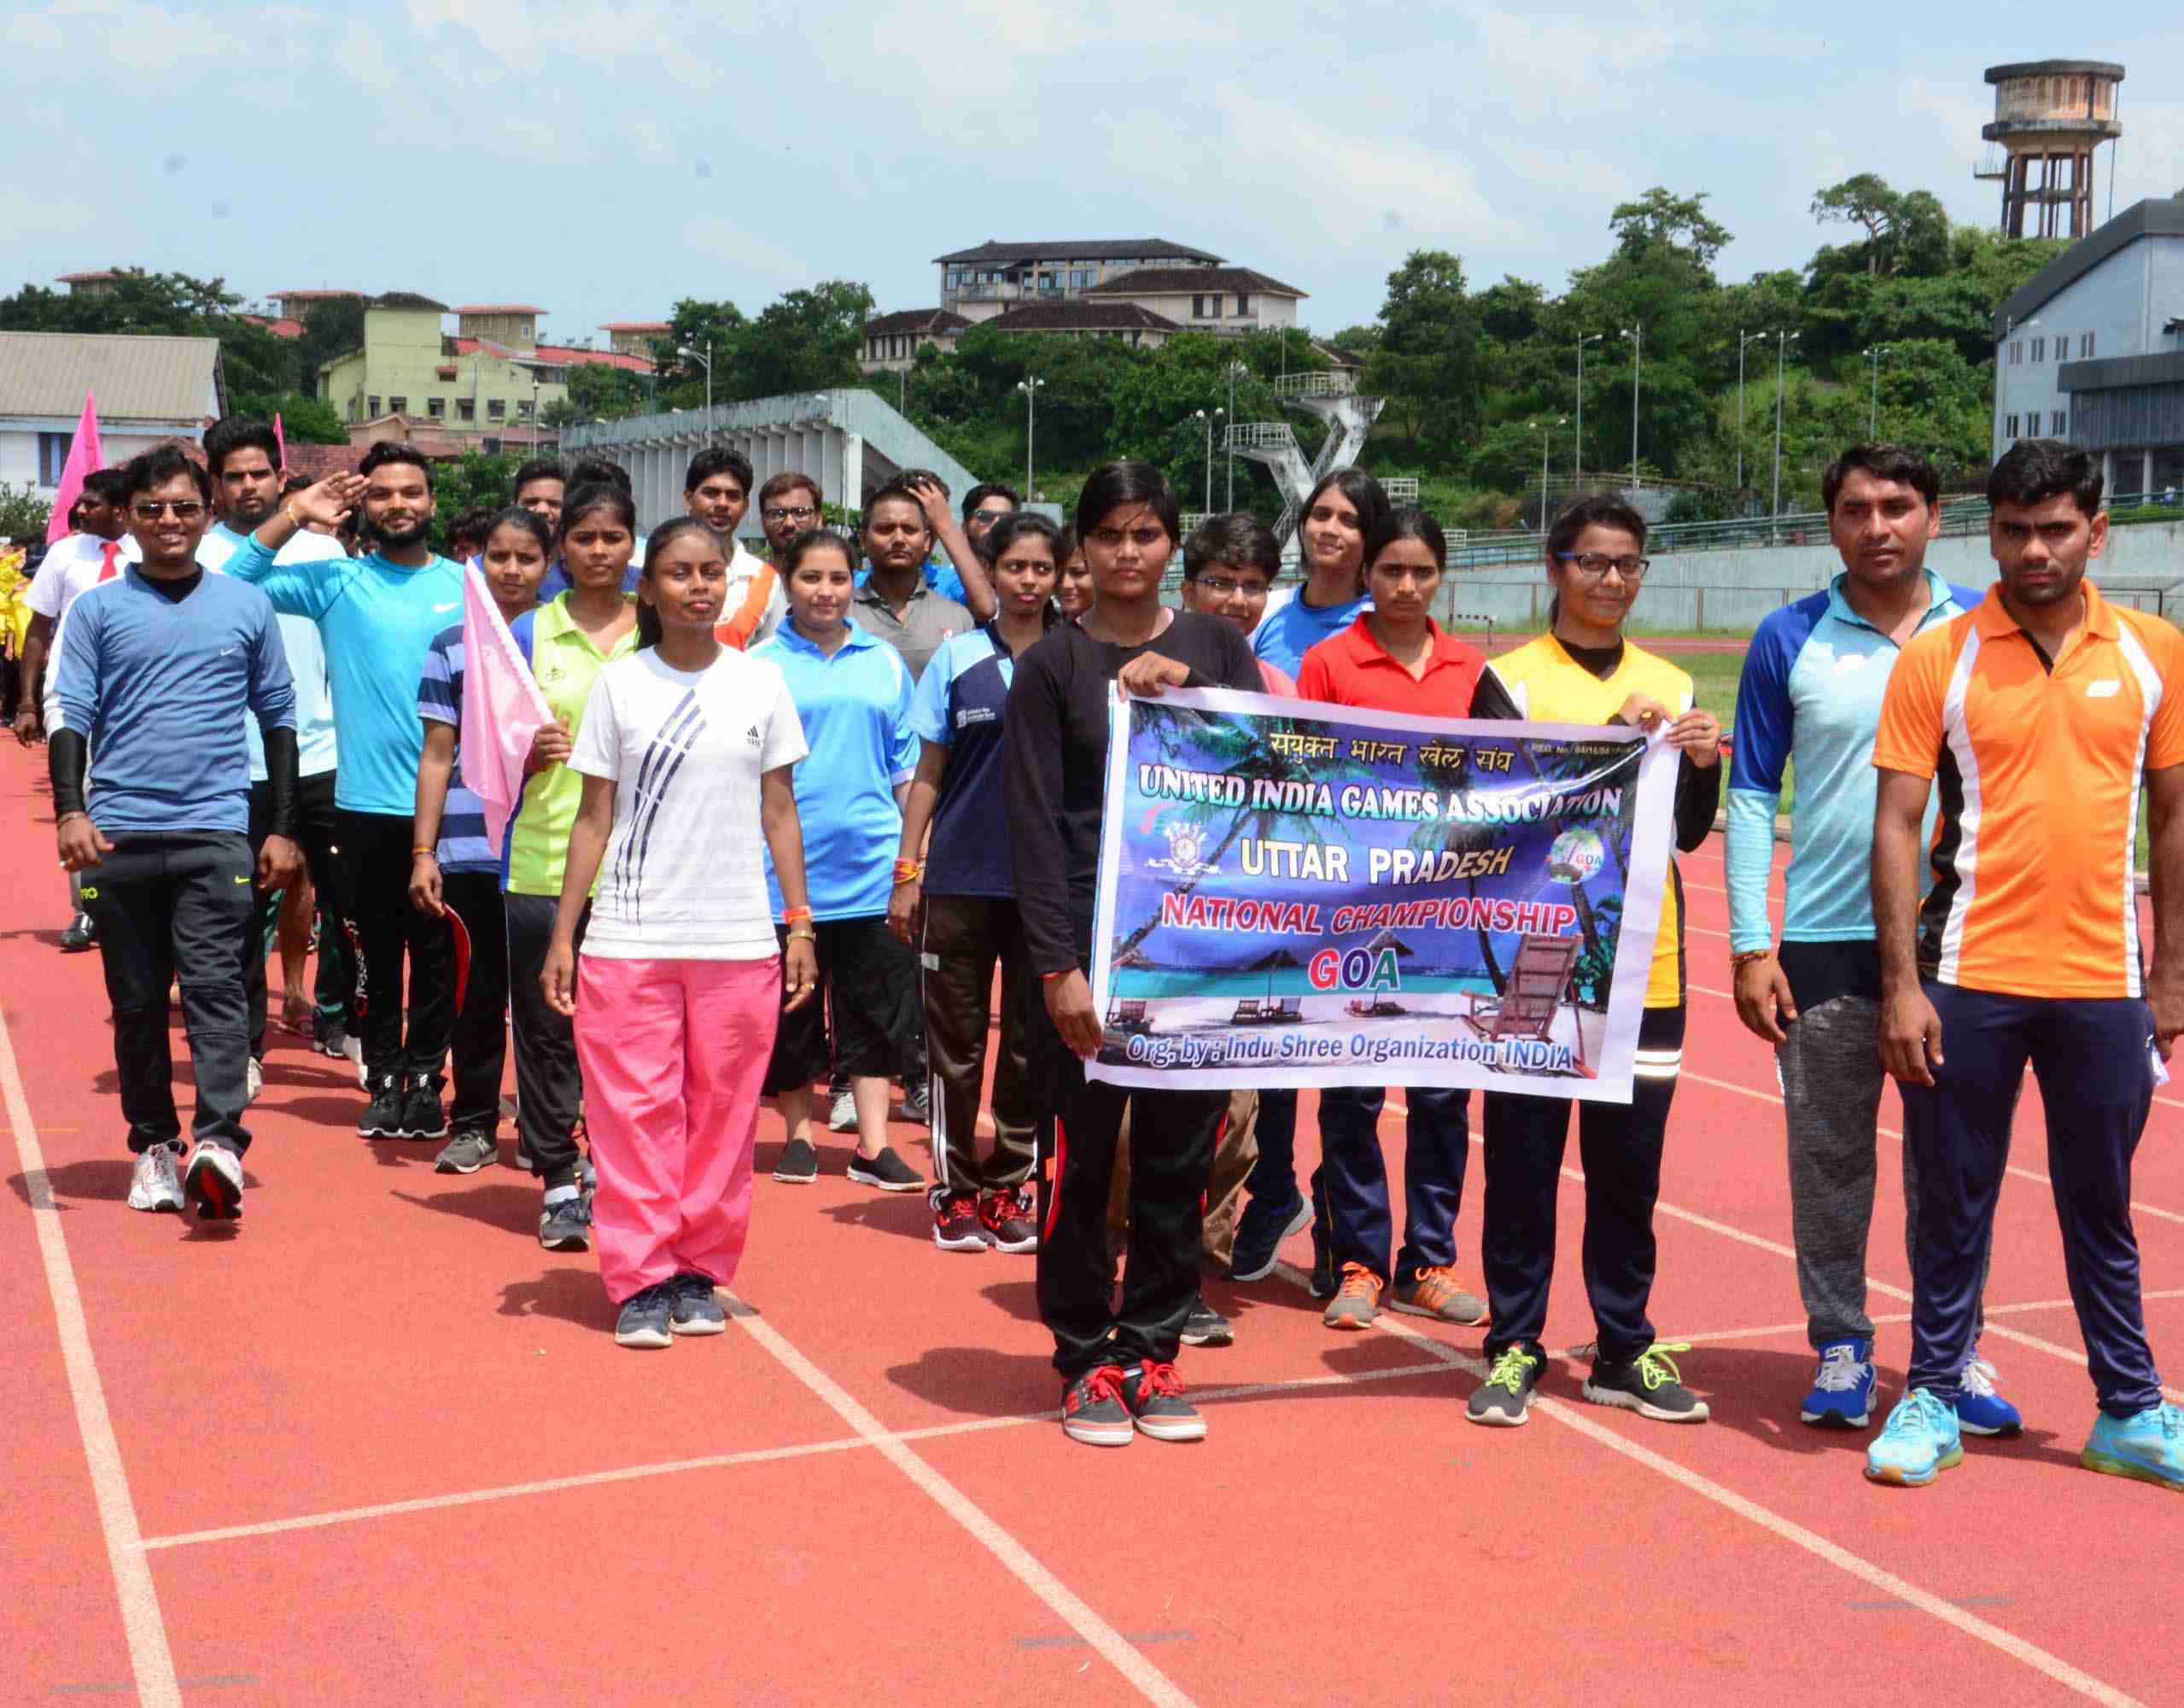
[273,412,288,472]
[45,392,104,545]
[458,564,554,857]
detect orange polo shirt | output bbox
[1872,577,2184,999]
[1293,615,1485,717]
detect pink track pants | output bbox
[573,954,780,1305]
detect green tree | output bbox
[658,298,747,407]
[562,362,655,423]
[424,453,517,552]
[295,297,366,397]
[0,267,301,402]
[1367,249,1483,461]
[226,391,346,444]
[732,281,873,400]
[1609,187,1732,266]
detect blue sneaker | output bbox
[1801,1337,1877,1428]
[1954,1352,2023,1437]
[1866,1389,1963,1487]
[1229,1191,1310,1283]
[2082,1402,2184,1491]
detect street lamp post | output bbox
[1736,329,1766,494]
[1772,330,1801,532]
[1017,377,1044,498]
[677,342,714,445]
[1866,344,1889,439]
[1574,333,1603,486]
[1532,417,1568,533]
[1226,360,1247,509]
[1620,323,1643,488]
[1194,408,1223,513]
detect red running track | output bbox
[3,740,2181,1707]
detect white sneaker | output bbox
[827,1088,857,1132]
[245,1057,263,1104]
[183,1141,243,1220]
[126,1143,186,1213]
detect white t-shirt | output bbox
[726,541,787,646]
[198,522,347,780]
[34,533,143,723]
[569,646,809,960]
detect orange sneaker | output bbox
[1323,1262,1383,1330]
[1390,1266,1489,1326]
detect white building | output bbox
[0,331,225,498]
[1993,190,2184,498]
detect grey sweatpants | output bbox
[1777,994,1988,1351]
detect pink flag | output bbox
[45,392,103,544]
[458,564,554,856]
[273,412,288,471]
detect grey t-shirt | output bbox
[850,578,972,681]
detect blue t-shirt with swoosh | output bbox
[223,536,468,816]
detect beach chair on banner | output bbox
[1107,998,1153,1035]
[1463,933,1585,1071]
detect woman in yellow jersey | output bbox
[504,482,642,1251]
[1463,494,1722,1428]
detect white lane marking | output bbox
[0,999,182,1705]
[727,1295,1202,1706]
[135,1357,1460,1553]
[1648,1290,2184,1350]
[1275,1264,2144,1708]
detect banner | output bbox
[1087,688,1679,1103]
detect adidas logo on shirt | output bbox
[745,723,763,746]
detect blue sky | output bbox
[9,1,2178,347]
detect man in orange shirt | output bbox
[1868,440,2184,1492]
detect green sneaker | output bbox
[1468,1346,1545,1427]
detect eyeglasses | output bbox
[1556,552,1650,580]
[1194,576,1271,599]
[762,506,818,524]
[131,500,206,521]
[970,506,1013,524]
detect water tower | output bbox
[1974,60,2123,240]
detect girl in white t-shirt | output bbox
[542,519,819,1350]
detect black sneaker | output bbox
[668,1272,727,1336]
[901,1082,931,1126]
[614,1282,674,1349]
[401,1076,447,1140]
[1119,1361,1206,1442]
[433,1128,498,1174]
[1229,1191,1310,1283]
[773,1137,819,1184]
[538,1188,593,1252]
[1468,1346,1545,1428]
[1061,1365,1134,1447]
[1307,1209,1336,1300]
[847,1144,923,1192]
[358,1075,406,1140]
[1582,1342,1709,1424]
[60,910,96,951]
[1181,1296,1234,1348]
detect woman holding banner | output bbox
[1463,494,1721,1428]
[1294,508,1493,1335]
[1002,460,1262,1448]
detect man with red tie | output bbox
[13,468,138,950]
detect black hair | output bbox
[1364,506,1448,572]
[685,446,754,497]
[1298,467,1392,592]
[556,480,638,541]
[511,458,564,496]
[203,416,283,479]
[1545,492,1648,560]
[778,526,856,582]
[1183,512,1281,582]
[565,455,633,494]
[280,471,314,497]
[82,468,131,506]
[759,469,824,511]
[633,518,725,648]
[1823,442,1940,512]
[1987,438,2104,518]
[1073,459,1182,549]
[863,480,930,535]
[897,467,948,498]
[120,442,213,505]
[483,505,553,557]
[962,481,1021,521]
[982,511,1062,569]
[453,504,511,555]
[1055,525,1079,564]
[358,441,435,490]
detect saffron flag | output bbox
[458,564,553,856]
[45,393,104,545]
[1088,687,1679,1103]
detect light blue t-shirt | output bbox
[1726,569,1982,952]
[200,522,341,781]
[52,567,295,835]
[750,619,918,921]
[224,535,467,816]
[1252,588,1372,679]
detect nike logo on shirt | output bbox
[433,602,460,614]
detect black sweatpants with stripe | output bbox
[1029,925,1229,1378]
[1480,1005,1685,1366]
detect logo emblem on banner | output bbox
[1148,820,1220,880]
[1546,826,1607,884]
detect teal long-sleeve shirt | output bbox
[222,535,466,816]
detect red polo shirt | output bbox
[1293,614,1485,717]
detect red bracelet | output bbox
[1040,968,1072,981]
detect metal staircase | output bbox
[1225,370,1392,553]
